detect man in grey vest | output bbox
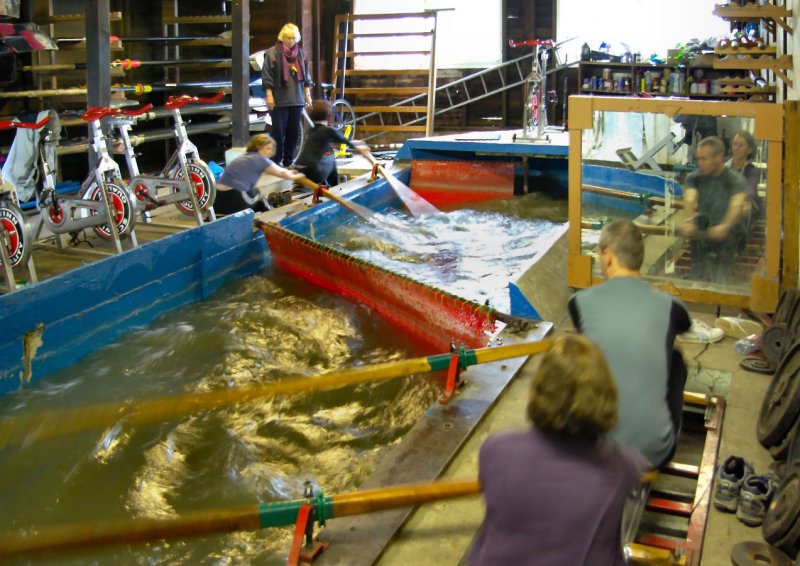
[568,220,691,467]
[680,135,749,282]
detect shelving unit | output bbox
[577,61,759,99]
[712,2,793,90]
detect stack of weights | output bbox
[758,288,800,557]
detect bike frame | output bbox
[110,101,210,225]
[0,119,43,291]
[510,38,554,142]
[33,110,137,255]
[161,93,223,221]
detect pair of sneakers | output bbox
[712,455,780,526]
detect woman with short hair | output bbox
[262,23,313,166]
[468,334,649,566]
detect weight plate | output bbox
[772,432,792,461]
[764,325,790,364]
[742,356,777,375]
[773,507,800,560]
[759,343,800,447]
[789,424,800,476]
[776,289,800,326]
[764,473,800,544]
[731,541,793,566]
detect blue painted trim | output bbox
[395,135,569,161]
[582,164,684,199]
[0,211,268,394]
[508,283,542,320]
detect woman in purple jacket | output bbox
[468,334,649,566]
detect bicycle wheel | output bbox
[0,201,32,269]
[169,159,217,215]
[286,112,311,165]
[332,99,356,141]
[87,180,137,239]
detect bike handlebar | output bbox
[81,103,154,122]
[165,92,225,109]
[509,39,555,48]
[0,117,50,130]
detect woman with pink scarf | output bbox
[262,23,313,166]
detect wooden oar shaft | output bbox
[581,184,684,208]
[295,176,377,222]
[0,462,661,557]
[0,340,551,449]
[0,478,481,558]
[332,479,481,517]
[0,505,262,557]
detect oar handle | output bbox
[295,176,319,191]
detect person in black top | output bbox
[293,100,372,187]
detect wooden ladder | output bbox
[331,12,439,143]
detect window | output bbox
[352,0,502,70]
[557,0,730,63]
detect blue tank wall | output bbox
[0,211,268,395]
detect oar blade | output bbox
[378,166,439,218]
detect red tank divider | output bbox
[260,222,498,353]
[408,160,515,209]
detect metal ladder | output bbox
[351,52,575,143]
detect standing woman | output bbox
[262,23,313,167]
[726,130,761,223]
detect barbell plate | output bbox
[758,343,800,447]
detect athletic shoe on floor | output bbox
[736,473,779,526]
[677,318,726,344]
[713,455,754,512]
[714,316,764,340]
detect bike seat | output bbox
[319,82,334,92]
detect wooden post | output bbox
[85,0,111,109]
[231,0,250,147]
[425,11,438,137]
[85,0,111,169]
[784,100,799,287]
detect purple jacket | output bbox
[468,428,648,566]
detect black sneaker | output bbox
[713,455,754,512]
[737,473,780,526]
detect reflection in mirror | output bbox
[580,111,766,295]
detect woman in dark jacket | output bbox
[262,23,313,166]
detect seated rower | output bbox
[215,134,305,215]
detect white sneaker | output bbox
[714,316,763,339]
[677,319,725,344]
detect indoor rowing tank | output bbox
[0,169,568,564]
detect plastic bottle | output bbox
[734,334,761,355]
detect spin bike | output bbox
[153,93,222,220]
[108,97,216,225]
[0,118,46,291]
[34,108,137,254]
[509,38,556,141]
